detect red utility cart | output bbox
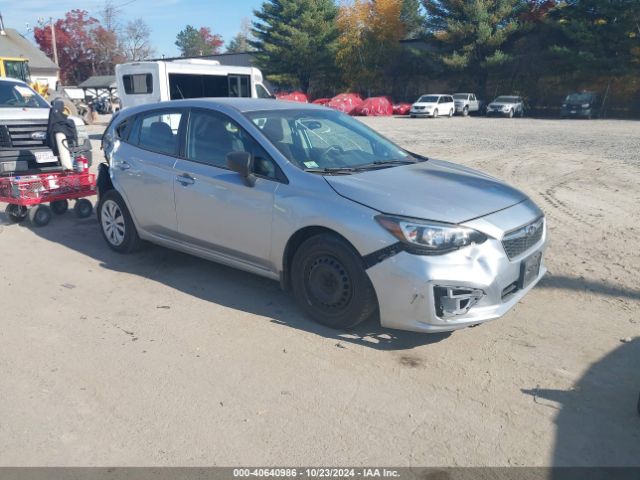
[0,169,96,227]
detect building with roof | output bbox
[78,75,117,100]
[0,27,59,88]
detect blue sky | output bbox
[2,0,263,57]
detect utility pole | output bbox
[49,17,59,66]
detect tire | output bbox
[28,205,52,227]
[433,109,439,119]
[97,190,141,253]
[462,106,469,117]
[51,200,69,215]
[74,198,93,218]
[291,233,378,329]
[508,109,514,119]
[449,108,454,117]
[5,204,28,223]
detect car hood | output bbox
[489,102,516,108]
[0,107,49,121]
[324,160,528,224]
[412,102,437,108]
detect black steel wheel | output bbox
[291,233,378,329]
[74,199,93,218]
[51,200,69,215]
[28,205,52,227]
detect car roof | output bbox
[121,98,325,118]
[0,77,27,86]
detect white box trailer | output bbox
[115,59,273,109]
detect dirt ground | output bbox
[0,116,638,467]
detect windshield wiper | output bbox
[304,167,360,175]
[354,159,417,170]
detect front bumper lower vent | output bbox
[434,286,485,318]
[502,217,544,260]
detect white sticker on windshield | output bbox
[15,86,35,97]
[304,161,319,168]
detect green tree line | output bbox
[250,0,640,112]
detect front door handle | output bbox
[175,173,195,186]
[118,161,130,170]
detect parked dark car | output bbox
[561,91,599,119]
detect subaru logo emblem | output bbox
[526,223,540,237]
[31,131,47,141]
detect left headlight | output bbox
[376,215,488,255]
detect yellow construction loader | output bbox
[0,56,49,96]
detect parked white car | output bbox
[410,94,455,118]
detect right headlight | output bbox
[376,215,488,255]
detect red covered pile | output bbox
[326,93,364,114]
[393,103,412,115]
[275,91,309,103]
[352,97,394,116]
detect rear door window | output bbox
[136,109,184,156]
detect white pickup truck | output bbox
[453,93,481,116]
[0,78,91,175]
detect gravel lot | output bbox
[0,116,638,466]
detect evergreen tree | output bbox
[251,0,339,92]
[401,0,423,38]
[422,0,525,94]
[175,25,223,57]
[549,0,640,76]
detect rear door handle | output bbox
[176,173,195,186]
[118,161,130,170]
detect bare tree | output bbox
[99,0,121,33]
[122,18,155,61]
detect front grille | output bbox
[0,125,12,147]
[502,217,544,260]
[2,120,49,148]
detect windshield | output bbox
[453,94,469,100]
[565,93,594,103]
[246,108,415,172]
[494,96,519,103]
[417,95,439,103]
[0,81,49,108]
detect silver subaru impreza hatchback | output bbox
[99,99,547,333]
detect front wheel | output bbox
[97,190,141,253]
[449,108,454,117]
[28,205,52,227]
[291,234,378,329]
[508,109,514,118]
[462,106,469,117]
[432,109,439,119]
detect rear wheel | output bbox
[5,204,28,223]
[291,233,378,329]
[51,200,69,215]
[97,190,141,253]
[449,108,454,117]
[28,205,52,227]
[462,106,469,117]
[508,109,514,118]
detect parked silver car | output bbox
[486,96,525,118]
[98,99,547,333]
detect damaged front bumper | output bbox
[366,201,548,333]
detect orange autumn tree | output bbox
[336,0,406,95]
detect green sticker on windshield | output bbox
[304,161,319,168]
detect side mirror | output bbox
[226,151,256,187]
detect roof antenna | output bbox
[0,12,7,35]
